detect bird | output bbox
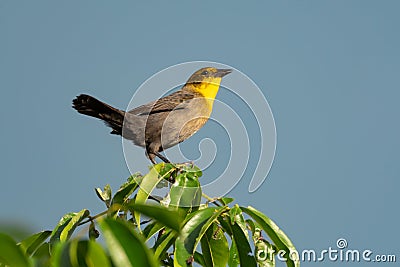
[72,67,231,164]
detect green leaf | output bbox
[230,222,257,267]
[174,207,228,267]
[193,251,206,266]
[31,242,51,266]
[255,238,276,267]
[246,219,256,234]
[49,209,90,247]
[84,240,111,267]
[99,218,158,267]
[248,218,277,266]
[228,242,240,267]
[18,230,51,256]
[153,229,176,260]
[110,173,141,213]
[134,164,175,231]
[229,205,249,242]
[127,202,184,232]
[200,223,229,267]
[95,184,112,207]
[0,233,31,267]
[157,163,176,177]
[180,164,202,177]
[169,171,202,210]
[58,209,90,242]
[49,242,65,266]
[219,197,234,205]
[142,221,163,241]
[51,239,111,267]
[219,215,233,236]
[49,213,74,246]
[241,206,300,267]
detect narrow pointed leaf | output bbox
[111,174,141,206]
[134,164,175,231]
[219,197,234,205]
[174,207,228,267]
[18,230,51,256]
[50,209,90,246]
[153,229,176,260]
[59,210,90,242]
[99,218,158,267]
[193,251,206,266]
[241,206,300,267]
[200,223,229,267]
[230,222,257,266]
[127,202,184,232]
[142,221,162,241]
[49,213,74,246]
[229,205,248,239]
[219,215,233,236]
[228,241,240,267]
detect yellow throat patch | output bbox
[193,77,222,111]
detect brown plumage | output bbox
[72,67,231,163]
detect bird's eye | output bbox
[201,70,209,76]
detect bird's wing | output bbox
[128,90,197,116]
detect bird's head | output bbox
[185,67,232,101]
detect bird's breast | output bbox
[157,97,212,149]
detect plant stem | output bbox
[78,210,108,226]
[202,193,221,207]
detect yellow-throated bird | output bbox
[72,67,231,163]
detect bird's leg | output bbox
[145,143,170,164]
[154,152,170,163]
[145,144,157,164]
[149,155,157,164]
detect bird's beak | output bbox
[215,69,232,77]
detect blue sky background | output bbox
[1,1,399,266]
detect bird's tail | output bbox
[72,94,125,135]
